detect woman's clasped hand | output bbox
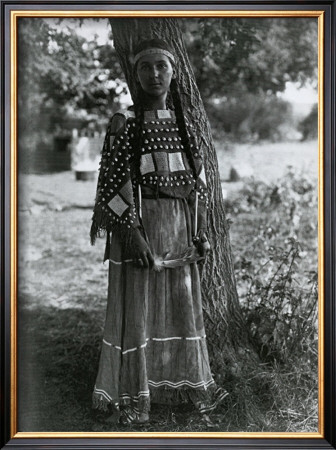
[132,228,154,268]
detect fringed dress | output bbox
[91,109,224,415]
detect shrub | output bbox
[228,169,318,363]
[206,91,293,143]
[238,238,318,362]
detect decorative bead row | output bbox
[141,172,195,187]
[143,120,175,125]
[142,179,194,187]
[141,145,184,153]
[143,173,194,181]
[143,127,180,133]
[144,136,181,143]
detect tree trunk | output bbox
[109,18,252,375]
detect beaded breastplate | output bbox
[90,108,207,245]
[134,109,197,198]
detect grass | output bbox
[18,304,317,432]
[17,141,319,433]
[18,305,230,432]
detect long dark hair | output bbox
[131,39,197,180]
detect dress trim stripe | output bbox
[152,336,182,341]
[94,380,216,405]
[120,391,150,399]
[109,258,133,264]
[152,335,206,341]
[122,343,148,354]
[102,335,206,352]
[148,378,215,389]
[93,386,113,402]
[185,336,206,341]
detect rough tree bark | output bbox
[109,18,252,375]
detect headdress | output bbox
[134,48,175,65]
[133,39,176,66]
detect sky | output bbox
[73,18,111,45]
[279,82,317,106]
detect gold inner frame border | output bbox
[10,8,325,440]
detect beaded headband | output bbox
[133,48,176,66]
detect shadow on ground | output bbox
[18,304,231,432]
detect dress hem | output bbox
[92,382,222,414]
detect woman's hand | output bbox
[193,233,211,257]
[198,239,211,257]
[132,228,154,268]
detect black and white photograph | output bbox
[14,14,320,435]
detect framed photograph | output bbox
[1,1,335,449]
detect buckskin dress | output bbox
[91,108,220,415]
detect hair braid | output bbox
[170,78,197,179]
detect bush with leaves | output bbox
[237,238,318,362]
[206,91,293,142]
[227,169,318,364]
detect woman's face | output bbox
[136,53,174,99]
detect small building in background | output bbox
[19,117,107,175]
[71,127,104,181]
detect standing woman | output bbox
[91,39,227,425]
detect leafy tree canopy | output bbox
[18,18,126,131]
[183,18,318,100]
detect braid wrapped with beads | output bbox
[169,78,198,180]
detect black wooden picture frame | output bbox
[1,1,335,449]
